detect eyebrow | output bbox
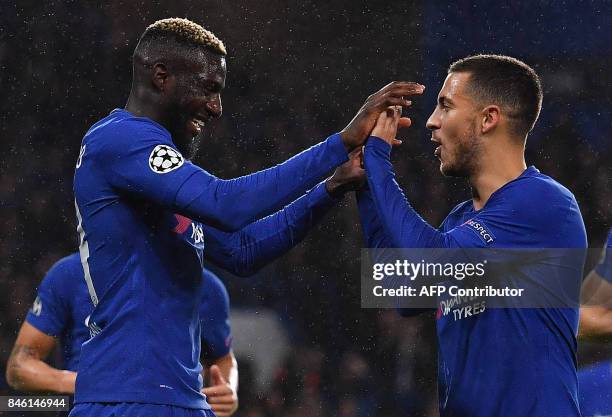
[438,96,454,106]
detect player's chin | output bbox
[440,163,468,178]
[439,162,457,177]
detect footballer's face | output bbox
[426,72,482,177]
[167,50,226,159]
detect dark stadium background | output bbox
[1,1,610,416]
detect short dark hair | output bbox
[449,54,543,137]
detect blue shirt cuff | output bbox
[313,180,341,202]
[327,133,350,163]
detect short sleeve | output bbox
[26,258,74,337]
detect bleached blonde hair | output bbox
[140,18,226,56]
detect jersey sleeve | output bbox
[356,186,395,249]
[200,271,232,361]
[363,137,494,249]
[357,186,434,317]
[202,181,338,276]
[25,259,72,337]
[102,122,348,232]
[594,230,612,283]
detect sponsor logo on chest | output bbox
[437,295,487,321]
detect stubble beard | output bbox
[172,118,202,160]
[185,133,202,160]
[440,121,481,178]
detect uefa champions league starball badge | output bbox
[149,145,184,173]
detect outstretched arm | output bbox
[174,134,347,231]
[100,83,422,232]
[204,150,365,276]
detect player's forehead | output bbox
[438,72,472,104]
[186,50,227,87]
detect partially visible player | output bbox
[199,269,238,417]
[577,230,612,417]
[358,55,586,416]
[5,255,82,417]
[71,16,417,417]
[580,229,612,338]
[5,254,239,416]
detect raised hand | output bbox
[340,82,424,151]
[371,105,410,146]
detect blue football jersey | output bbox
[360,137,587,417]
[26,253,92,372]
[25,253,234,374]
[73,109,345,408]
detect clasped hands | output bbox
[326,81,424,196]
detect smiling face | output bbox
[426,72,483,178]
[165,49,226,158]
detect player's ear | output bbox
[480,105,500,135]
[152,62,170,93]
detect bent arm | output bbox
[203,181,338,276]
[5,322,76,394]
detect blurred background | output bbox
[1,1,610,416]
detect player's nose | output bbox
[426,109,440,131]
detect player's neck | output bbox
[125,94,169,128]
[469,144,527,210]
